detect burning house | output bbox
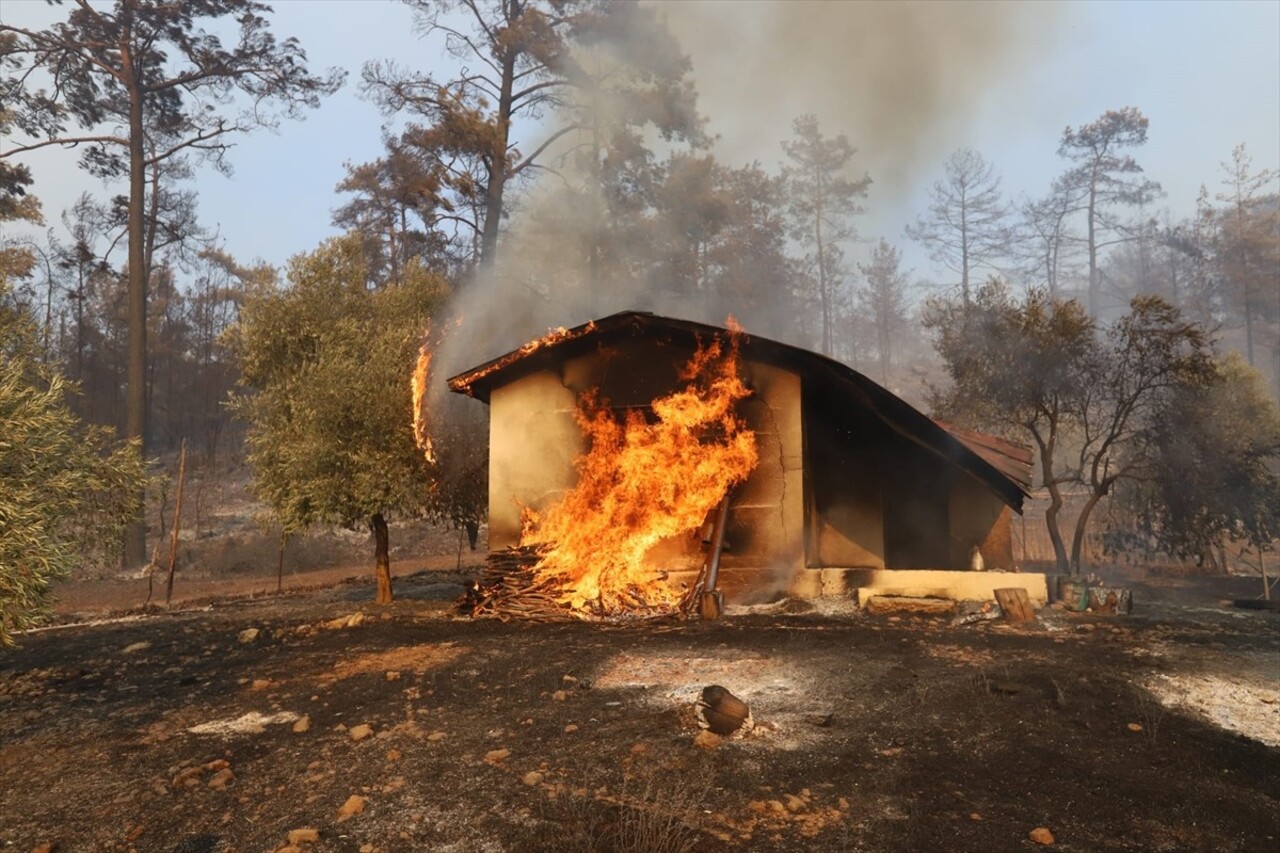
[445,311,1043,615]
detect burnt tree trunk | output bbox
[372,512,393,605]
[1031,424,1070,574]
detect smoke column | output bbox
[428,0,1058,402]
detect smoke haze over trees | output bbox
[1,0,1277,592]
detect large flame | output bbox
[520,336,758,615]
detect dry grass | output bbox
[543,756,713,853]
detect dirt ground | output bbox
[2,563,1278,853]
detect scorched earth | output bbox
[1,568,1277,852]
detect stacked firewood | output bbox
[460,545,699,622]
[459,546,569,622]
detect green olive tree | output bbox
[1,284,145,646]
[228,236,447,604]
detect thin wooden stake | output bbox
[1261,545,1271,602]
[277,530,288,595]
[164,440,188,608]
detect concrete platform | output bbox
[790,568,1049,607]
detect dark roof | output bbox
[933,422,1035,493]
[448,311,1031,512]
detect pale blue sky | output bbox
[2,0,1277,286]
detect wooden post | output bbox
[700,496,731,620]
[143,530,163,605]
[1261,545,1271,602]
[277,530,288,595]
[994,587,1035,623]
[164,440,187,608]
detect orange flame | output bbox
[450,321,597,396]
[519,336,758,615]
[411,340,435,464]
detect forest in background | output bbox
[1,2,1277,629]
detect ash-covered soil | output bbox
[2,572,1278,853]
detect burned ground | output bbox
[1,572,1277,853]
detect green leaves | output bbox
[229,235,447,534]
[0,289,145,646]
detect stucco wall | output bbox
[717,362,805,599]
[804,398,886,568]
[949,471,1015,570]
[487,372,581,550]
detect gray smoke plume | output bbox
[428,0,1058,401]
[660,0,1054,189]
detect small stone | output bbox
[522,771,544,786]
[250,679,271,691]
[349,724,374,742]
[427,731,446,742]
[359,845,374,853]
[237,628,260,645]
[563,724,579,733]
[172,766,203,788]
[346,613,365,628]
[838,797,850,810]
[1127,722,1143,732]
[204,759,230,772]
[288,828,320,845]
[30,843,57,853]
[337,795,366,820]
[484,748,510,764]
[552,690,568,702]
[207,768,235,789]
[562,675,578,685]
[385,671,401,682]
[122,641,151,654]
[292,715,311,733]
[970,812,983,821]
[1029,826,1055,845]
[386,749,402,762]
[693,730,722,750]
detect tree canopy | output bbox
[229,235,448,603]
[0,283,146,646]
[1125,352,1280,568]
[1,0,343,568]
[926,281,1220,574]
[906,147,1008,305]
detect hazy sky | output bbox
[2,0,1277,287]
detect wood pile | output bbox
[460,546,566,622]
[460,546,699,622]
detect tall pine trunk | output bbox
[479,46,517,266]
[122,47,148,571]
